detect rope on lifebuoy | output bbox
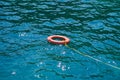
[47,35,70,44]
[65,44,120,71]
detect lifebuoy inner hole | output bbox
[52,37,65,41]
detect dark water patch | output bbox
[0,21,13,28]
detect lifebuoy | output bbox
[47,35,70,44]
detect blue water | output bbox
[0,0,120,80]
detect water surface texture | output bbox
[0,0,120,80]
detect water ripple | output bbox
[0,0,120,80]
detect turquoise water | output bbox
[0,0,120,80]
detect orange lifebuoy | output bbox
[47,35,70,44]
